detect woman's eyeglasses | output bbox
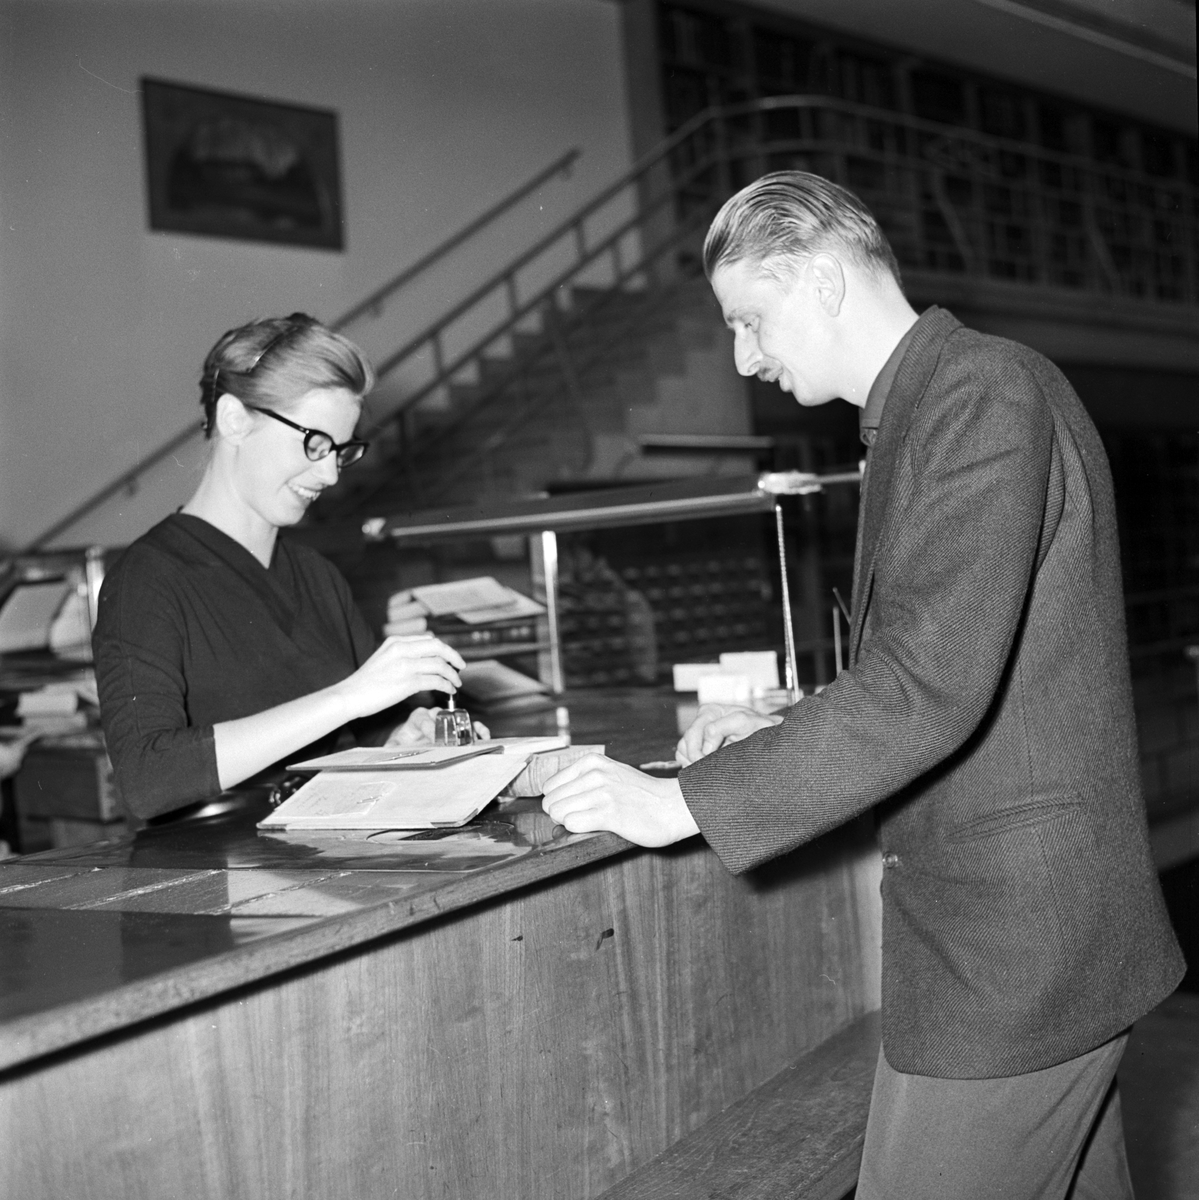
[245,405,370,469]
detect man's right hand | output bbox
[676,703,783,766]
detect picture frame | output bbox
[141,77,344,251]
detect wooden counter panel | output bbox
[1,822,880,1200]
[0,825,624,1069]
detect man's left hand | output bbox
[541,753,700,847]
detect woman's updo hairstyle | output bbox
[199,312,375,437]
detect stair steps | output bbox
[312,271,730,521]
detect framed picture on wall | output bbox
[141,78,344,250]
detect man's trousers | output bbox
[856,1031,1132,1199]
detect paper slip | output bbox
[259,754,528,830]
[461,660,549,703]
[287,744,500,772]
[454,593,545,625]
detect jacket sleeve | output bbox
[93,553,220,820]
[680,351,1055,873]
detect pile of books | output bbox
[384,577,545,656]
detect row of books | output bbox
[384,576,544,642]
[397,616,538,651]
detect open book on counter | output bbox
[257,736,589,832]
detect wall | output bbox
[0,0,634,550]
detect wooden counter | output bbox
[0,690,881,1200]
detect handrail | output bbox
[332,92,1196,513]
[340,203,716,512]
[364,92,1199,431]
[333,147,580,331]
[29,94,1198,547]
[394,90,1198,387]
[366,149,720,415]
[724,93,1193,190]
[25,423,203,552]
[23,148,582,552]
[362,105,731,393]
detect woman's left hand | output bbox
[385,707,491,746]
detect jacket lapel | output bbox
[848,308,961,662]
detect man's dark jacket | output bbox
[681,307,1184,1079]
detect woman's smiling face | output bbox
[232,386,362,530]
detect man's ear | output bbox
[214,393,253,443]
[808,253,846,317]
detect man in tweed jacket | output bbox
[544,172,1183,1197]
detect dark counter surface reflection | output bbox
[0,689,684,1069]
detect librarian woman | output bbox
[93,313,466,823]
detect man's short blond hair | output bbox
[703,171,902,287]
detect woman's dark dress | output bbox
[93,513,376,820]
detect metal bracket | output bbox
[758,469,862,496]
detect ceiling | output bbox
[748,0,1197,132]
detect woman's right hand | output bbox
[334,633,466,719]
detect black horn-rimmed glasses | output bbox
[245,405,370,469]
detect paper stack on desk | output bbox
[257,737,570,831]
[384,577,544,636]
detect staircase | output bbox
[323,275,739,519]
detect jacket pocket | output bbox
[945,796,1082,844]
[927,796,1102,988]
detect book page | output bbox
[460,659,549,702]
[455,592,545,624]
[287,744,501,772]
[259,754,527,830]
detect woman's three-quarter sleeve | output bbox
[93,549,221,820]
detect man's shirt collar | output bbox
[860,322,918,447]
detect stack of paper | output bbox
[12,676,97,736]
[384,577,544,637]
[258,737,569,832]
[672,651,789,705]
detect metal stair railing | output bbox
[328,93,1197,513]
[336,148,580,334]
[361,93,1199,450]
[323,209,720,515]
[30,96,1198,545]
[347,101,740,438]
[24,149,581,552]
[693,95,1198,303]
